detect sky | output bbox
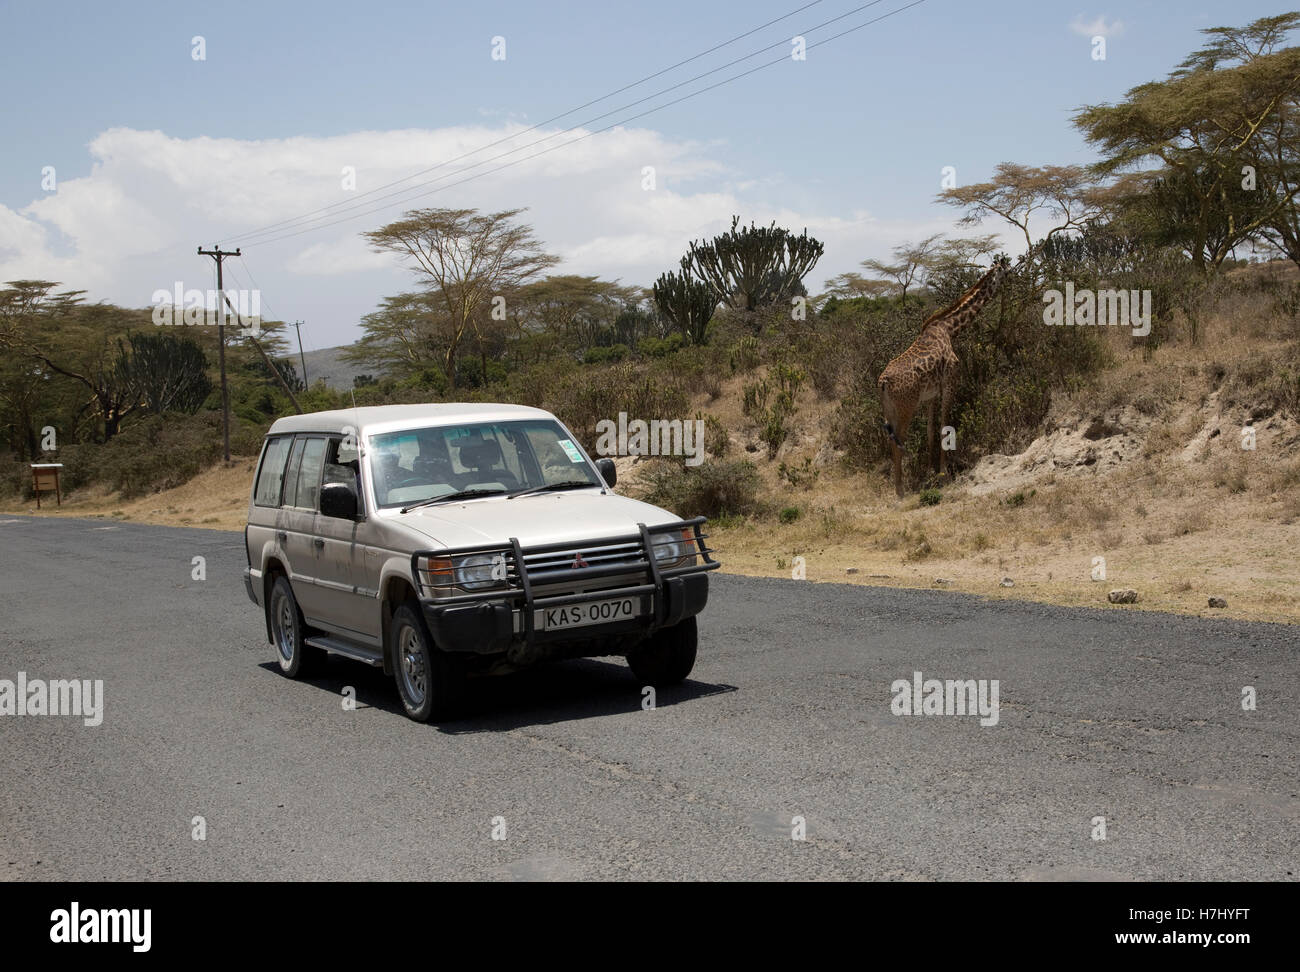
[0,0,1292,350]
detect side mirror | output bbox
[320,481,359,519]
[596,457,617,488]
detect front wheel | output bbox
[391,602,464,722]
[627,616,698,686]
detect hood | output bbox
[385,489,686,549]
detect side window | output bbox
[253,437,292,507]
[281,437,306,509]
[322,436,361,501]
[293,437,328,511]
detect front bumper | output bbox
[412,518,718,657]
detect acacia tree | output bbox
[937,163,1100,254]
[363,208,558,388]
[682,216,825,319]
[1073,14,1300,273]
[511,275,639,353]
[918,235,1005,301]
[820,272,895,299]
[858,233,945,301]
[344,291,452,380]
[0,282,146,440]
[1200,14,1300,268]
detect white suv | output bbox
[243,403,717,721]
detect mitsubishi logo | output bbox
[571,553,589,569]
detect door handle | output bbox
[277,531,287,543]
[313,537,325,550]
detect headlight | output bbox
[457,553,502,590]
[651,529,695,566]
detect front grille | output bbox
[411,517,717,613]
[518,538,645,585]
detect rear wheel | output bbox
[627,616,698,686]
[268,575,324,678]
[391,602,465,721]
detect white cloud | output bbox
[0,124,982,346]
[1069,14,1125,39]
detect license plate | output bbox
[542,597,639,631]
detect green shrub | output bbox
[48,412,234,500]
[583,343,629,365]
[547,362,689,447]
[702,413,729,457]
[637,334,684,358]
[729,335,761,373]
[741,379,770,418]
[758,390,795,459]
[638,458,760,519]
[778,505,800,524]
[777,456,818,489]
[918,488,942,506]
[769,361,805,397]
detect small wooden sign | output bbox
[30,463,63,508]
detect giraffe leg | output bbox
[927,401,939,475]
[890,406,914,498]
[939,381,953,479]
[880,385,903,498]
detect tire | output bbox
[390,602,464,722]
[627,616,698,686]
[268,575,325,678]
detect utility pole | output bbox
[293,320,308,386]
[197,245,239,462]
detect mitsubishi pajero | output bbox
[242,403,717,721]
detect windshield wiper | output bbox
[507,480,599,499]
[400,488,505,513]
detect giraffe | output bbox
[877,255,1012,498]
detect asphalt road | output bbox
[1,515,1296,881]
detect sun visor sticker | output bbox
[557,439,584,463]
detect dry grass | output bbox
[697,285,1300,624]
[1,459,256,532]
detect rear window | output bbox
[253,437,292,507]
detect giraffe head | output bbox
[987,254,1012,290]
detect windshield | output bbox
[368,419,602,510]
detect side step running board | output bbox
[305,634,384,667]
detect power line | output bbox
[231,254,312,382]
[215,256,306,408]
[229,0,891,247]
[225,0,829,244]
[240,0,927,249]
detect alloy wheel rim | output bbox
[400,626,427,705]
[274,595,295,662]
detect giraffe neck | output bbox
[921,262,1006,340]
